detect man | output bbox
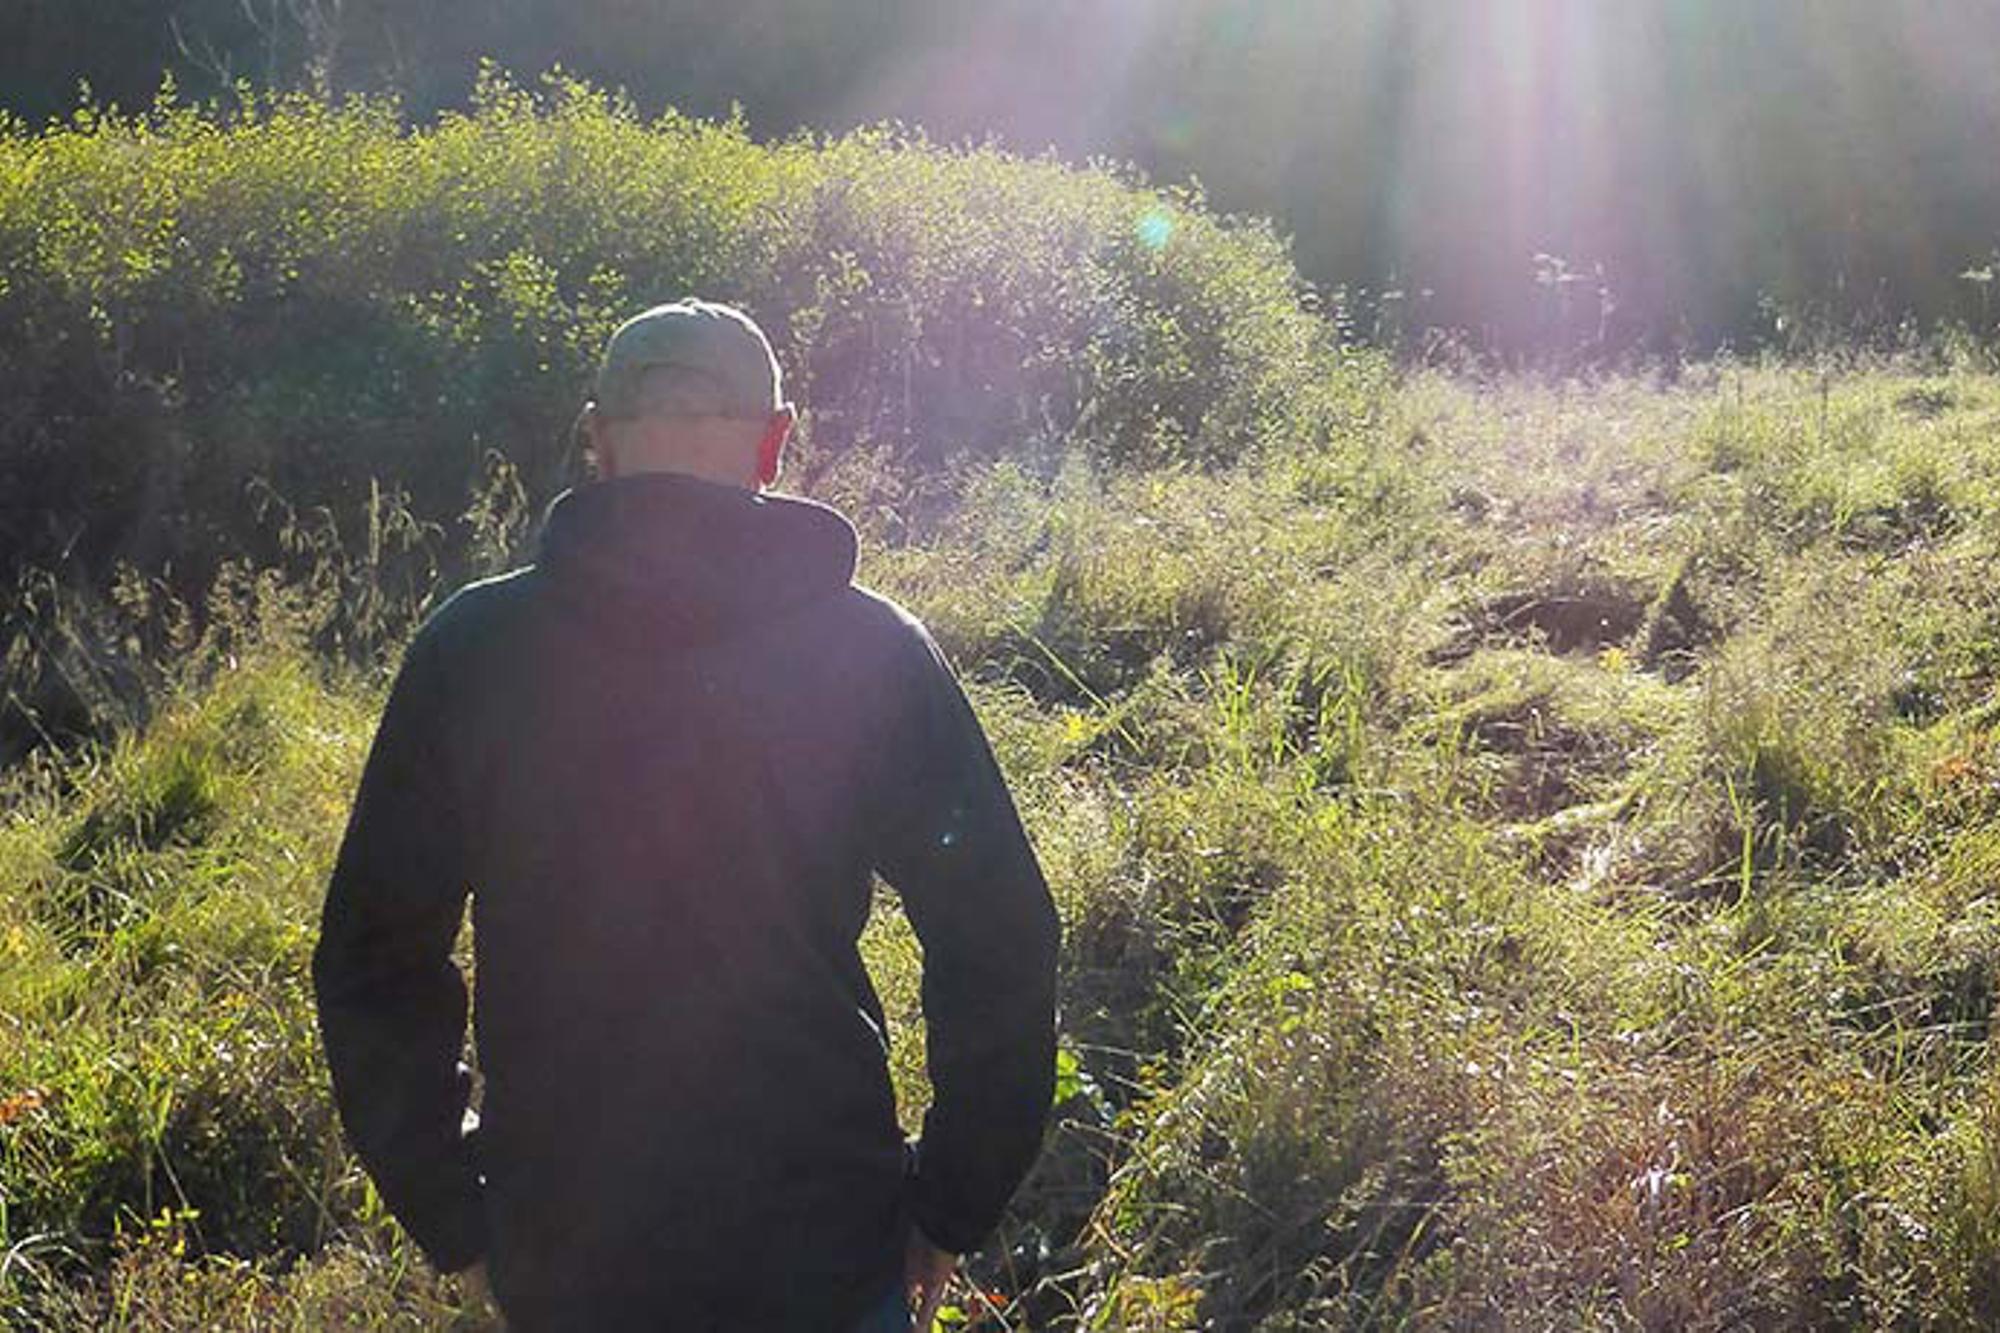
[313,299,1061,1330]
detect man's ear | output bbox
[581,402,616,481]
[755,404,796,488]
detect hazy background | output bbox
[9,0,2000,352]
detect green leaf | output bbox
[1053,1045,1084,1106]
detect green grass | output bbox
[10,70,2000,1333]
[14,361,2000,1327]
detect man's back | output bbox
[314,472,1060,1329]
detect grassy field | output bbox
[8,73,2000,1333]
[11,356,2000,1328]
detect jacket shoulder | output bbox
[822,584,953,670]
[841,584,932,641]
[412,566,542,658]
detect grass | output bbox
[12,359,2000,1327]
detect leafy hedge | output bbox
[0,72,1374,604]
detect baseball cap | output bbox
[594,299,784,421]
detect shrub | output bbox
[0,74,1379,624]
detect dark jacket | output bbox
[312,472,1060,1330]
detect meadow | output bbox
[9,83,2000,1330]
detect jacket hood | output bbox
[537,473,857,632]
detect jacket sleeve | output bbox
[871,622,1061,1256]
[312,627,485,1273]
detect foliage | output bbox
[13,79,2000,1327]
[0,76,1354,566]
[11,4,2000,356]
[13,363,2000,1329]
[0,74,1382,762]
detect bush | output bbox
[0,73,1378,619]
